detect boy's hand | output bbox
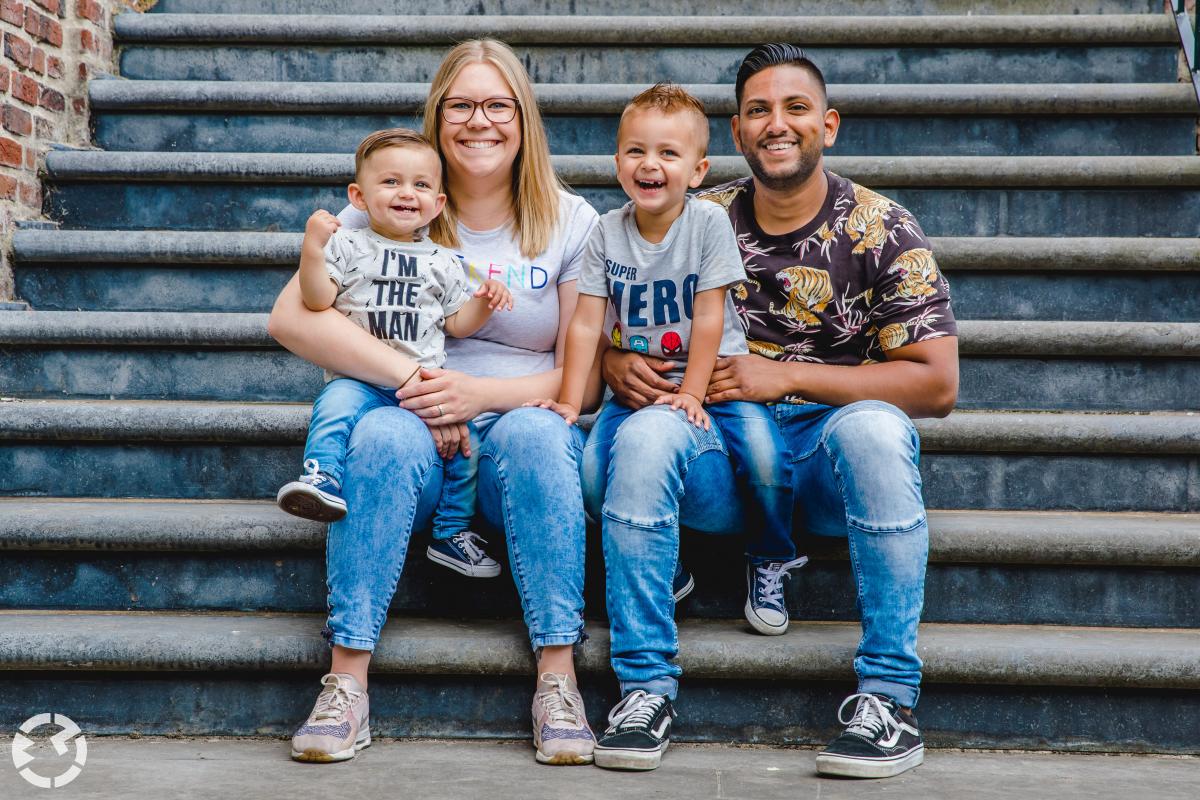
[431,422,472,460]
[523,398,582,426]
[655,391,710,430]
[304,209,341,251]
[475,279,513,311]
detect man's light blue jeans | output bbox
[582,399,928,708]
[322,404,588,653]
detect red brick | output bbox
[0,65,8,94]
[4,32,33,70]
[24,8,62,47]
[32,0,59,16]
[79,27,93,52]
[45,54,61,78]
[0,0,22,26]
[70,96,82,114]
[30,46,44,75]
[11,72,36,105]
[23,142,34,167]
[18,179,40,207]
[0,135,20,168]
[2,102,31,135]
[38,84,61,111]
[33,112,50,137]
[0,174,17,200]
[10,72,36,105]
[74,0,100,23]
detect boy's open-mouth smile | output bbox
[636,179,666,192]
[389,203,420,215]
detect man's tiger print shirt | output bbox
[698,171,957,403]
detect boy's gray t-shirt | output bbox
[577,195,749,382]
[323,227,471,382]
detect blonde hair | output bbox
[619,83,710,156]
[422,39,562,261]
[354,127,439,182]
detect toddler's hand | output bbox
[523,398,581,426]
[475,279,514,311]
[304,210,341,250]
[655,391,710,430]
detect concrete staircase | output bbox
[2,1,1198,753]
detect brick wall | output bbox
[0,0,122,301]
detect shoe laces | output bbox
[300,458,323,485]
[606,690,664,732]
[536,673,586,727]
[451,531,489,564]
[312,674,361,721]
[753,556,809,606]
[838,693,899,740]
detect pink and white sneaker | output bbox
[290,673,370,763]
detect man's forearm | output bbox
[779,358,956,419]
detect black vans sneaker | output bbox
[593,690,676,771]
[815,693,924,778]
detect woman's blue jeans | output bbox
[581,399,928,708]
[322,405,589,653]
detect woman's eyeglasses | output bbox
[440,96,520,125]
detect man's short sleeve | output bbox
[868,214,957,357]
[574,223,610,298]
[694,202,748,293]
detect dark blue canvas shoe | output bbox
[426,531,501,578]
[815,693,924,779]
[744,555,808,635]
[594,690,676,771]
[276,459,347,523]
[672,560,695,602]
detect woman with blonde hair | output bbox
[268,39,601,765]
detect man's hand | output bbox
[475,279,513,311]
[706,354,794,404]
[601,349,679,410]
[654,391,710,430]
[523,398,582,426]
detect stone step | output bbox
[0,400,1197,511]
[2,610,1197,750]
[89,81,1199,156]
[16,230,1200,320]
[1,499,1195,627]
[2,312,1197,410]
[41,152,1200,235]
[148,0,1163,16]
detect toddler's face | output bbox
[350,146,446,239]
[615,110,709,219]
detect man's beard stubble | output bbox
[740,134,824,192]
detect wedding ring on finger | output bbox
[436,403,444,417]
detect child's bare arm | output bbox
[444,279,513,338]
[655,286,727,429]
[525,294,608,424]
[298,210,340,311]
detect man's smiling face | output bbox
[732,64,839,192]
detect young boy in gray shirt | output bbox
[276,128,512,579]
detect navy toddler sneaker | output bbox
[815,693,924,778]
[672,560,694,602]
[426,531,501,578]
[744,555,808,635]
[276,459,347,523]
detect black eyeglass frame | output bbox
[439,96,521,124]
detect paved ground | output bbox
[1,738,1197,799]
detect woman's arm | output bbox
[268,273,422,388]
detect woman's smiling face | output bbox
[438,61,523,187]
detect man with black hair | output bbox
[594,43,959,779]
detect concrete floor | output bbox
[1,738,1198,800]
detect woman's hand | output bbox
[523,398,582,426]
[396,367,487,426]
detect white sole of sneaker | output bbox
[534,748,595,766]
[593,741,668,771]
[277,483,347,523]
[815,744,924,778]
[672,574,695,603]
[290,726,372,763]
[426,545,502,578]
[744,598,788,636]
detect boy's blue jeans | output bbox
[322,404,588,652]
[305,378,478,539]
[581,399,928,708]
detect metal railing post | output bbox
[1173,0,1200,107]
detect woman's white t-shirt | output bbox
[338,190,598,379]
